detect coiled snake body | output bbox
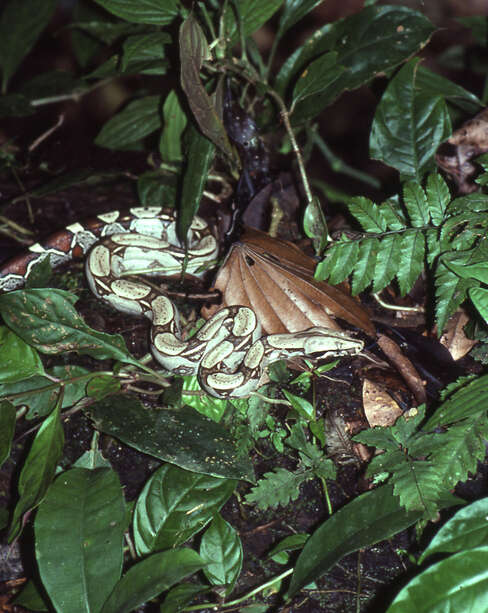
[0,207,363,397]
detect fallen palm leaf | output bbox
[202,228,375,336]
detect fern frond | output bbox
[372,235,401,293]
[425,173,450,225]
[244,467,307,510]
[349,196,388,232]
[351,237,379,294]
[435,261,477,333]
[397,229,425,295]
[392,461,442,518]
[403,181,430,227]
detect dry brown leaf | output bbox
[376,334,426,405]
[362,377,403,428]
[440,308,478,360]
[202,228,375,336]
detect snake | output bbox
[0,207,364,398]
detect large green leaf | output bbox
[92,0,181,25]
[277,0,324,39]
[133,464,236,553]
[0,289,141,368]
[287,485,422,598]
[87,394,254,481]
[9,402,64,541]
[95,95,163,150]
[386,545,488,613]
[424,375,488,429]
[370,59,451,181]
[160,90,187,162]
[224,0,284,42]
[286,6,435,122]
[397,229,425,295]
[0,0,57,92]
[291,52,344,110]
[101,549,204,613]
[35,468,126,613]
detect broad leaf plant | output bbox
[1,1,488,612]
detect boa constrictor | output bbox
[0,207,363,397]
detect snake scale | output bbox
[0,207,363,397]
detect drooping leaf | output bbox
[291,51,344,109]
[370,59,451,181]
[178,123,215,244]
[416,64,483,114]
[9,401,64,542]
[35,468,126,613]
[92,0,181,25]
[101,549,204,613]
[95,95,163,150]
[287,485,422,598]
[179,15,232,158]
[276,0,325,39]
[200,514,243,595]
[224,0,284,42]
[133,464,236,553]
[435,261,477,334]
[87,394,254,481]
[160,90,187,162]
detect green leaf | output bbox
[282,390,314,420]
[92,0,181,25]
[416,65,483,114]
[424,375,488,429]
[0,289,141,368]
[12,579,49,611]
[419,497,488,563]
[200,514,243,596]
[181,375,228,422]
[277,0,324,38]
[391,461,442,518]
[121,32,171,75]
[291,51,344,109]
[302,196,328,255]
[287,485,422,598]
[370,59,451,181]
[178,124,215,243]
[179,15,232,158]
[397,230,425,295]
[0,399,15,467]
[224,0,284,42]
[133,464,236,553]
[9,401,64,541]
[470,287,488,321]
[386,545,488,613]
[0,365,90,420]
[95,95,163,150]
[101,548,204,613]
[372,235,401,293]
[403,181,430,227]
[351,237,379,294]
[137,170,178,207]
[426,172,451,226]
[0,326,44,383]
[435,261,477,334]
[35,468,126,613]
[160,90,187,162]
[288,7,435,123]
[315,240,359,285]
[268,533,309,558]
[160,583,209,613]
[0,0,57,92]
[349,196,387,232]
[429,418,488,490]
[245,467,305,510]
[87,394,254,481]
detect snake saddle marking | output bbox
[0,207,363,397]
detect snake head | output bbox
[300,328,364,358]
